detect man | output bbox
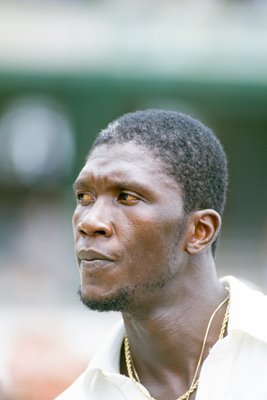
[56,110,267,400]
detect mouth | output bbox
[77,248,115,272]
[80,259,113,270]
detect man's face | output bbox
[72,142,187,313]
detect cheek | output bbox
[125,213,182,267]
[72,210,80,241]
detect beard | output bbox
[78,265,176,313]
[78,286,131,312]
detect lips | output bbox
[77,248,115,264]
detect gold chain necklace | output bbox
[124,287,230,400]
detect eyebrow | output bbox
[72,176,150,196]
[72,179,85,192]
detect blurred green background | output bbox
[0,1,266,398]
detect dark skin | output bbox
[73,142,228,400]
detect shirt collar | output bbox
[221,275,267,343]
[86,319,125,374]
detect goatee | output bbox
[78,286,131,312]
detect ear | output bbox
[185,210,221,255]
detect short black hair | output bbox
[92,109,228,254]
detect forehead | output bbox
[75,142,180,193]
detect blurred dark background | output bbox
[0,1,266,398]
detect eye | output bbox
[118,192,139,204]
[76,192,95,206]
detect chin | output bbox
[78,286,131,312]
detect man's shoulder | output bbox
[54,373,87,400]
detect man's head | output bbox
[73,109,228,313]
[91,109,228,253]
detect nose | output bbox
[76,199,114,238]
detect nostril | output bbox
[79,227,87,236]
[79,227,109,236]
[94,229,107,235]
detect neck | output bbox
[120,259,228,400]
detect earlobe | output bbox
[185,210,221,255]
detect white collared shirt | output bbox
[56,276,267,399]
